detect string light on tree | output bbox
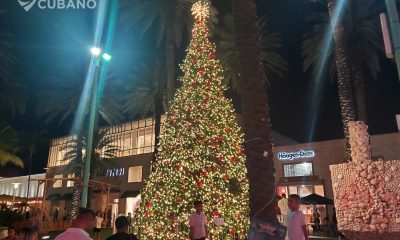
[134,0,249,239]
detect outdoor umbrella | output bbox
[300,193,333,205]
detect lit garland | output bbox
[134,1,249,239]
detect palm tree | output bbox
[303,0,383,122]
[120,0,216,107]
[0,10,26,117]
[61,128,119,207]
[0,121,23,168]
[124,60,166,164]
[36,61,123,217]
[17,130,48,203]
[215,14,288,92]
[232,0,276,222]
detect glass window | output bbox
[283,162,313,177]
[314,185,325,196]
[128,166,143,183]
[298,185,313,197]
[53,174,63,188]
[67,173,75,187]
[288,186,298,195]
[123,132,132,150]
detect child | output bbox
[286,194,308,240]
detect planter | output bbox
[330,160,400,239]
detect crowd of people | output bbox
[1,196,342,240]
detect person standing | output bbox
[94,211,104,240]
[188,200,208,240]
[278,193,289,225]
[54,207,96,240]
[286,194,308,240]
[18,227,38,240]
[106,216,138,240]
[126,213,132,233]
[1,226,17,240]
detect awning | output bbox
[120,191,140,198]
[92,188,120,194]
[60,193,73,200]
[45,194,61,200]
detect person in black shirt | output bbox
[106,216,138,240]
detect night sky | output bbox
[1,0,399,175]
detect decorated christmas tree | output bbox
[134,1,249,239]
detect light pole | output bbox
[12,183,21,207]
[384,0,400,81]
[81,47,111,208]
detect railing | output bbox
[132,220,248,240]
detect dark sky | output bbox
[1,0,399,174]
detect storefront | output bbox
[273,132,400,222]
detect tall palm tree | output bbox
[215,14,288,92]
[0,10,26,117]
[17,130,48,203]
[326,0,357,161]
[120,0,216,107]
[0,121,23,168]
[61,128,119,207]
[303,0,383,122]
[232,0,276,222]
[36,62,123,217]
[124,60,166,164]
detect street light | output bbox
[81,47,111,208]
[12,183,21,207]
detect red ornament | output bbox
[218,156,223,162]
[193,59,198,64]
[198,68,205,75]
[230,157,236,163]
[207,53,216,59]
[215,195,221,201]
[176,164,182,171]
[225,128,231,133]
[205,82,211,88]
[219,136,224,141]
[223,175,230,180]
[230,227,236,234]
[145,201,151,208]
[200,171,207,177]
[196,181,203,188]
[212,141,218,147]
[192,82,197,88]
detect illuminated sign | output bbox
[277,150,315,160]
[106,168,125,177]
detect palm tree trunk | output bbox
[232,0,276,221]
[327,0,356,162]
[25,149,33,220]
[71,133,83,219]
[165,14,176,109]
[352,59,367,122]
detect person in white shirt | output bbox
[55,207,96,240]
[286,194,308,240]
[188,200,208,240]
[278,193,289,225]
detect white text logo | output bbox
[18,0,97,12]
[277,150,315,160]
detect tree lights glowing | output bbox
[133,1,249,239]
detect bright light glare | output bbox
[42,236,50,239]
[102,53,112,61]
[90,47,101,56]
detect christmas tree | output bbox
[134,1,249,239]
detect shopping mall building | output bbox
[41,117,400,222]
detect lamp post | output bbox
[12,183,21,207]
[80,47,111,207]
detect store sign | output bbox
[277,150,315,160]
[106,168,125,177]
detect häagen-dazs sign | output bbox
[277,150,315,160]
